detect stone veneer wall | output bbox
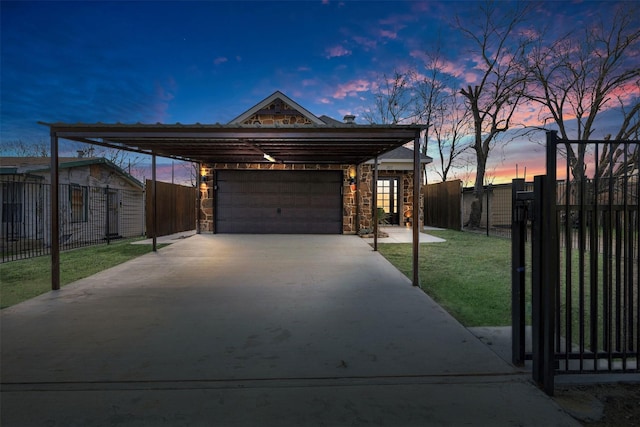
[198,162,423,234]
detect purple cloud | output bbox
[325,45,352,58]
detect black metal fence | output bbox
[513,132,639,395]
[1,181,145,263]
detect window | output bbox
[70,185,87,222]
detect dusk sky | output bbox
[1,1,638,184]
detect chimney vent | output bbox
[343,114,356,124]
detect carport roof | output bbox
[41,122,423,165]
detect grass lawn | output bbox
[0,239,165,309]
[377,229,513,327]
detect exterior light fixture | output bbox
[263,153,276,163]
[404,210,412,227]
[348,165,357,192]
[201,170,207,181]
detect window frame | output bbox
[69,184,88,223]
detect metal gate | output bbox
[512,131,639,395]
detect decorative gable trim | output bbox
[228,90,325,125]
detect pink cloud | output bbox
[463,72,478,84]
[518,27,541,40]
[379,29,398,40]
[379,15,411,27]
[319,98,332,104]
[302,79,318,87]
[325,45,352,58]
[353,36,377,50]
[151,79,176,123]
[213,57,228,65]
[332,79,377,99]
[410,50,465,79]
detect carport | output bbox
[41,121,425,290]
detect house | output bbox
[0,157,144,254]
[199,91,432,234]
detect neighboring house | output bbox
[0,157,144,252]
[199,91,432,234]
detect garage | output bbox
[216,170,342,234]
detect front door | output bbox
[377,178,400,225]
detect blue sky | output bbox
[1,1,637,183]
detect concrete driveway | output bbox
[1,234,578,426]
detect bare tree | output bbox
[430,90,472,182]
[75,143,145,177]
[362,71,414,125]
[412,49,448,156]
[180,161,199,187]
[457,1,534,227]
[365,48,471,182]
[525,4,640,182]
[411,46,472,182]
[2,139,50,157]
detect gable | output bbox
[228,91,325,125]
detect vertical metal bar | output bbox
[152,154,157,251]
[50,132,60,291]
[603,144,613,361]
[636,150,640,361]
[105,186,111,245]
[579,167,587,371]
[615,190,622,354]
[543,131,558,395]
[196,162,201,234]
[609,147,628,356]
[373,156,378,251]
[591,143,600,364]
[486,185,490,237]
[565,168,573,370]
[355,163,360,235]
[412,130,421,287]
[511,178,526,365]
[532,175,544,386]
[622,144,629,367]
[636,150,640,360]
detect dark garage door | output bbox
[216,170,342,234]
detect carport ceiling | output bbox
[41,123,421,164]
[42,123,423,164]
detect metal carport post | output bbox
[50,131,60,291]
[412,130,420,287]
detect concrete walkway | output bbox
[361,226,447,244]
[1,234,578,426]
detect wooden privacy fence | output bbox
[145,180,196,237]
[423,180,462,230]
